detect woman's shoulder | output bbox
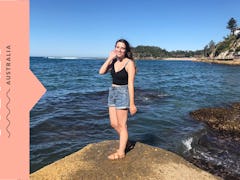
[123,57,132,62]
[125,58,135,71]
[125,58,134,65]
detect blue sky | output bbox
[30,0,240,57]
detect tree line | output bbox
[132,45,203,59]
[132,17,239,59]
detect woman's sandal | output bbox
[108,152,125,160]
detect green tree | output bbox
[203,40,215,57]
[227,17,237,35]
[208,40,215,54]
[204,45,209,57]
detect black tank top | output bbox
[111,59,130,85]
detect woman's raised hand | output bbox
[109,50,117,60]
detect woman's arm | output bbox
[127,60,137,115]
[99,50,116,74]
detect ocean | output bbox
[30,57,240,178]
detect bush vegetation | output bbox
[132,45,203,59]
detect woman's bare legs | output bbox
[109,107,120,134]
[116,109,128,155]
[108,107,128,159]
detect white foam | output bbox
[144,97,149,101]
[182,137,193,151]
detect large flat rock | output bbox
[31,140,221,180]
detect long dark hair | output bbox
[115,39,134,60]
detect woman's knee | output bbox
[110,122,119,129]
[118,123,127,130]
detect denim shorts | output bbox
[108,85,129,109]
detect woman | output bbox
[99,39,137,160]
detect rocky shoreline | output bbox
[194,58,240,65]
[189,102,240,179]
[30,140,220,180]
[135,57,240,65]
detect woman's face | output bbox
[115,42,126,59]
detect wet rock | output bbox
[30,140,220,180]
[190,103,240,138]
[188,103,240,179]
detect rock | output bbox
[30,140,220,180]
[216,50,233,60]
[194,58,240,65]
[190,103,240,138]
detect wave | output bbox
[182,137,193,152]
[179,129,240,179]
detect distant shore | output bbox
[194,58,240,65]
[135,57,197,61]
[33,56,240,65]
[161,57,197,61]
[136,57,240,65]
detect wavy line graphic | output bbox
[6,88,11,138]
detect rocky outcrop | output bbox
[211,35,240,60]
[189,103,240,179]
[190,103,240,139]
[30,140,220,180]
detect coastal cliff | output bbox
[198,33,240,64]
[209,35,240,60]
[30,140,220,180]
